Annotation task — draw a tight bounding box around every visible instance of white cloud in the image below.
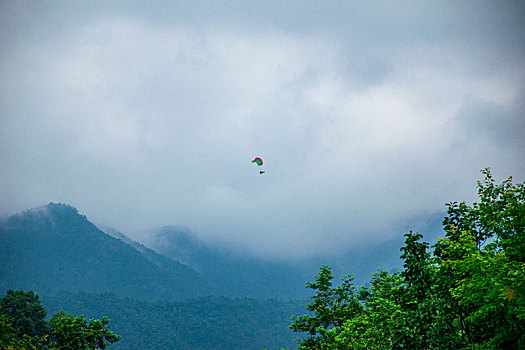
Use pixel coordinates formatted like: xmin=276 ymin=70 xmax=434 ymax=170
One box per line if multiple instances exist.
xmin=1 ymin=2 xmax=524 ymax=260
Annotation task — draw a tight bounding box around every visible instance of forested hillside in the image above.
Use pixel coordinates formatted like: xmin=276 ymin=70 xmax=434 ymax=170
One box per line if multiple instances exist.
xmin=0 ymin=203 xmax=217 ymax=300
xmin=41 ymin=292 xmax=303 ymax=350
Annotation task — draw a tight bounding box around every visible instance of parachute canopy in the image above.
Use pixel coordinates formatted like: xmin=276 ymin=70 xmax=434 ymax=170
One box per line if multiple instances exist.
xmin=251 ymin=157 xmax=263 ymax=166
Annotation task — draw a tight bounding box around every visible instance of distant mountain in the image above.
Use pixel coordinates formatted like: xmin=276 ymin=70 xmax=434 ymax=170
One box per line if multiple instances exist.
xmin=144 ymin=227 xmax=404 ymax=299
xmin=0 ymin=203 xmax=218 ymax=300
xmin=144 ymin=226 xmax=318 ymax=299
xmin=100 ymin=226 xmax=199 ymax=278
xmin=0 ymin=202 xmax=443 ymax=300
xmin=144 ymin=219 xmax=444 ymax=299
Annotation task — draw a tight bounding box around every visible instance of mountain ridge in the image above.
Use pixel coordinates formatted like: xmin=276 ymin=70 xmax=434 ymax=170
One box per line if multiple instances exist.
xmin=1 ymin=202 xmax=439 ymax=300
xmin=0 ymin=202 xmax=218 ymax=300
xmin=145 ymin=225 xmax=316 ymax=298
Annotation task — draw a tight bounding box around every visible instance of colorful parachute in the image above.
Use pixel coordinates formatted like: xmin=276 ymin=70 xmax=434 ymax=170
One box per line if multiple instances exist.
xmin=252 ymin=157 xmax=265 ymax=174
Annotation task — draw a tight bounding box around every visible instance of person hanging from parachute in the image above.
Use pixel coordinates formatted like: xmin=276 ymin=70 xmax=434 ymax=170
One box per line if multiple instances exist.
xmin=251 ymin=157 xmax=265 ymax=174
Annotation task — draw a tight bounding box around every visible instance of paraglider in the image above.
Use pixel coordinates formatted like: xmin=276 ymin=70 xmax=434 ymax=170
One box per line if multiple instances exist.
xmin=252 ymin=157 xmax=263 ymax=166
xmin=252 ymin=157 xmax=265 ymax=174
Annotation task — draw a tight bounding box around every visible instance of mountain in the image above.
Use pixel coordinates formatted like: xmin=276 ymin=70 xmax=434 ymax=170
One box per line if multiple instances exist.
xmin=144 ymin=226 xmax=318 ymax=299
xmin=0 ymin=203 xmax=218 ymax=300
xmin=142 ymin=211 xmax=446 ymax=299
xmin=143 ymin=225 xmax=425 ymax=299
xmin=100 ymin=226 xmax=201 ymax=281
xmin=0 ymin=202 xmax=443 ymax=300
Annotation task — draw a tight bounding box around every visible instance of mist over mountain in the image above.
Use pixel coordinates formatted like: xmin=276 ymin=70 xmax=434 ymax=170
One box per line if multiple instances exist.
xmin=144 ymin=226 xmax=316 ymax=298
xmin=0 ymin=203 xmax=217 ymax=300
xmin=0 ymin=202 xmax=448 ymax=348
xmin=142 ymin=219 xmax=443 ymax=298
xmin=1 ymin=202 xmax=443 ymax=301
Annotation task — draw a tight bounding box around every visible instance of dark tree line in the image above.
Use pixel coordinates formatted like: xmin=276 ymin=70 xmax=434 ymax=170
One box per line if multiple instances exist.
xmin=43 ymin=293 xmax=302 ymax=350
xmin=291 ymin=169 xmax=524 ymax=349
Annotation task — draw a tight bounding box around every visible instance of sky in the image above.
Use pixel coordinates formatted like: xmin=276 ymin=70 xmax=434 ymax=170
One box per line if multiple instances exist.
xmin=1 ymin=1 xmax=524 ymax=260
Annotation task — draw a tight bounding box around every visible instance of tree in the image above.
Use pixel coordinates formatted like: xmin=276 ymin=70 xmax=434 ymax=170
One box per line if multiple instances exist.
xmin=0 ymin=290 xmax=49 ymax=338
xmin=49 ymin=311 xmax=121 ymax=350
xmin=290 ymin=265 xmax=363 ymax=349
xmin=291 ymin=169 xmax=525 ymax=349
xmin=433 ymin=168 xmax=525 ymax=349
xmin=329 ymin=270 xmax=403 ymax=349
xmin=0 ymin=312 xmax=46 ymax=350
xmin=396 ymin=231 xmax=436 ymax=349
xmin=399 ymin=169 xmax=523 ymax=349
xmin=327 ymin=233 xmax=437 ymax=350
xmin=0 ymin=290 xmax=121 ymax=350
xmin=0 ymin=313 xmax=18 ymax=349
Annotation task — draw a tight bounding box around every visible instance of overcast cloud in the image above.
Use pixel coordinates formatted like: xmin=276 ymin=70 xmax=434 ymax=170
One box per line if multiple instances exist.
xmin=1 ymin=1 xmax=524 ymax=259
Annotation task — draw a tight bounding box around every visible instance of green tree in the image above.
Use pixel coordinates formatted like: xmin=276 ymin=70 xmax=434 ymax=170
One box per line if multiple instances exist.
xmin=0 ymin=290 xmax=49 ymax=338
xmin=0 ymin=313 xmax=18 ymax=349
xmin=0 ymin=312 xmax=46 ymax=350
xmin=397 ymin=231 xmax=436 ymax=349
xmin=48 ymin=311 xmax=121 ymax=350
xmin=290 ymin=265 xmax=363 ymax=349
xmin=1 ymin=290 xmax=121 ymax=350
xmin=330 ymin=270 xmax=403 ymax=349
xmin=433 ymin=168 xmax=525 ymax=349
xmin=328 ymin=233 xmax=436 ymax=350
xmin=292 ymin=169 xmax=525 ymax=349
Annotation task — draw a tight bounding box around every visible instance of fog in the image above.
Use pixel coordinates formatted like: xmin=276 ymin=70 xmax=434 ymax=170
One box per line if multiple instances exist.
xmin=1 ymin=0 xmax=524 ymax=259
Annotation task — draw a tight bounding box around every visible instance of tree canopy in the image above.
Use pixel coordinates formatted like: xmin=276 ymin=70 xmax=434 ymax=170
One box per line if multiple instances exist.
xmin=0 ymin=290 xmax=49 ymax=339
xmin=49 ymin=311 xmax=121 ymax=350
xmin=291 ymin=168 xmax=524 ymax=349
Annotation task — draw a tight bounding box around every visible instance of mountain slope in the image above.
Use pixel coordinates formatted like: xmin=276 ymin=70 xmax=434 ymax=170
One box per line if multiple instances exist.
xmin=145 ymin=226 xmax=317 ymax=299
xmin=0 ymin=203 xmax=217 ymax=300
xmin=144 ymin=223 xmax=441 ymax=299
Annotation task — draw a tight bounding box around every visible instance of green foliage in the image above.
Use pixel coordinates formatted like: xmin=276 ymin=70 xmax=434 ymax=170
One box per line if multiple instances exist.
xmin=330 ymin=270 xmax=403 ymax=349
xmin=0 ymin=313 xmax=18 ymax=349
xmin=0 ymin=292 xmax=49 ymax=349
xmin=0 ymin=290 xmax=121 ymax=350
xmin=0 ymin=290 xmax=49 ymax=338
xmin=290 ymin=265 xmax=363 ymax=349
xmin=0 ymin=318 xmax=45 ymax=350
xmin=397 ymin=231 xmax=435 ymax=349
xmin=432 ymin=168 xmax=525 ymax=349
xmin=0 ymin=290 xmax=49 ymax=350
xmin=292 ymin=169 xmax=525 ymax=349
xmin=48 ymin=311 xmax=121 ymax=350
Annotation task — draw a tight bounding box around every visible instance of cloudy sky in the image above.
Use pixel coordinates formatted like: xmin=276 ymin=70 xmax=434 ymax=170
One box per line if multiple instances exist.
xmin=1 ymin=1 xmax=524 ymax=260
